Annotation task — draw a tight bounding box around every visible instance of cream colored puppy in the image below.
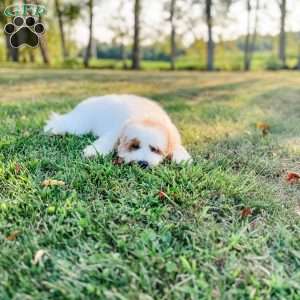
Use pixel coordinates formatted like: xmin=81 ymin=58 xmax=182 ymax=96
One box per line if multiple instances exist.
xmin=44 ymin=95 xmax=191 ymax=167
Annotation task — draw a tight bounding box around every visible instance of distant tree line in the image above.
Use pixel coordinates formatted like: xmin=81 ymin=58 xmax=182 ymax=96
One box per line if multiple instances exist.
xmin=93 ymin=43 xmax=184 ymax=62
xmin=0 ymin=0 xmax=298 ymax=71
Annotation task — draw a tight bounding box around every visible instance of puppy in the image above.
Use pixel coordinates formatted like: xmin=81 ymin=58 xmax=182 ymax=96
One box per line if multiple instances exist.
xmin=44 ymin=94 xmax=191 ymax=167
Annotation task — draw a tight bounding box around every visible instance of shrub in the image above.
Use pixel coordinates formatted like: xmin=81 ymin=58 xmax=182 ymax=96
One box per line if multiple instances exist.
xmin=265 ymin=56 xmax=283 ymax=70
xmin=62 ymin=58 xmax=82 ymax=69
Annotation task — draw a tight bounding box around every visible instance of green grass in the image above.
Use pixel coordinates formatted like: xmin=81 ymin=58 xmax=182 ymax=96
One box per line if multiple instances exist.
xmin=0 ymin=69 xmax=300 ymax=300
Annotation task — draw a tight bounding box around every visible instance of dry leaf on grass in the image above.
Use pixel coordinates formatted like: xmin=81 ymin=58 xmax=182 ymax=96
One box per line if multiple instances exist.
xmin=158 ymin=191 xmax=167 ymax=200
xmin=286 ymin=172 xmax=300 ymax=184
xmin=33 ymin=249 xmax=47 ymax=265
xmin=42 ymin=179 xmax=65 ymax=187
xmin=15 ymin=163 xmax=21 ymax=174
xmin=256 ymin=122 xmax=270 ymax=136
xmin=5 ymin=230 xmax=21 ymax=241
xmin=113 ymin=157 xmax=125 ymax=165
xmin=240 ymin=208 xmax=253 ymax=218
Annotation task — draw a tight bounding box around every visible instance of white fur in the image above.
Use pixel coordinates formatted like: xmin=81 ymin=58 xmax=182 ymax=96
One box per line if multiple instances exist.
xmin=44 ymin=95 xmax=191 ymax=166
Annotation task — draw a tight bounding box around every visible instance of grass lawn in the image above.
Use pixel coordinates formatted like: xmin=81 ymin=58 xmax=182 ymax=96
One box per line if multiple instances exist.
xmin=0 ymin=69 xmax=300 ymax=300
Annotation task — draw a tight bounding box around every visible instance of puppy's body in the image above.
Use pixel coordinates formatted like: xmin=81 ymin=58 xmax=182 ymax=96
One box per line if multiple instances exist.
xmin=44 ymin=95 xmax=191 ymax=166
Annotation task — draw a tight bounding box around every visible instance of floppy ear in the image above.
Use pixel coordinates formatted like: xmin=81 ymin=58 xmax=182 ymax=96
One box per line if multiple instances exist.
xmin=117 ymin=131 xmax=127 ymax=154
xmin=171 ymin=144 xmax=192 ymax=164
xmin=165 ymin=123 xmax=192 ymax=164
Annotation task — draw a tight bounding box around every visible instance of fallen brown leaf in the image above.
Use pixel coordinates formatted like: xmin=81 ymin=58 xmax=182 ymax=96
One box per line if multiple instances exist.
xmin=113 ymin=157 xmax=124 ymax=165
xmin=33 ymin=249 xmax=47 ymax=265
xmin=42 ymin=179 xmax=65 ymax=187
xmin=6 ymin=230 xmax=21 ymax=241
xmin=256 ymin=122 xmax=270 ymax=136
xmin=240 ymin=207 xmax=253 ymax=218
xmin=15 ymin=163 xmax=21 ymax=174
xmin=286 ymin=172 xmax=300 ymax=184
xmin=158 ymin=191 xmax=167 ymax=200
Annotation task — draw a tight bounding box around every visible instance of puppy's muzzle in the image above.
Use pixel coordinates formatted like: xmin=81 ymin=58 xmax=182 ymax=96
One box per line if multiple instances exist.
xmin=138 ymin=161 xmax=149 ymax=168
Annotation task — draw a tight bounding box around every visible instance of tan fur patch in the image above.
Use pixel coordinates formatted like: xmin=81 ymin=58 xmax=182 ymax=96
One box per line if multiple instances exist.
xmin=119 ymin=118 xmax=181 ymax=158
xmin=141 ymin=118 xmax=176 ymax=156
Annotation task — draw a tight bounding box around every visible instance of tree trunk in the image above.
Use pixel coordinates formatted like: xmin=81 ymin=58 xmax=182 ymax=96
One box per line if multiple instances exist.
xmin=84 ymin=0 xmax=94 ymax=68
xmin=170 ymin=0 xmax=176 ymax=70
xmin=54 ymin=0 xmax=68 ymax=61
xmin=120 ymin=43 xmax=128 ymax=69
xmin=244 ymin=0 xmax=251 ymax=71
xmin=9 ymin=46 xmax=19 ymax=63
xmin=279 ymin=0 xmax=286 ymax=67
xmin=132 ymin=0 xmax=141 ymax=70
xmin=33 ymin=0 xmax=50 ymax=65
xmin=38 ymin=14 xmax=50 ymax=65
xmin=248 ymin=0 xmax=259 ymax=67
xmin=297 ymin=34 xmax=300 ymax=70
xmin=244 ymin=0 xmax=260 ymax=71
xmin=39 ymin=35 xmax=51 ymax=65
xmin=29 ymin=49 xmax=35 ymax=63
xmin=2 ymin=0 xmax=19 ymax=62
xmin=5 ymin=35 xmax=10 ymax=61
xmin=206 ymin=0 xmax=214 ymax=71
xmin=5 ymin=33 xmax=19 ymax=62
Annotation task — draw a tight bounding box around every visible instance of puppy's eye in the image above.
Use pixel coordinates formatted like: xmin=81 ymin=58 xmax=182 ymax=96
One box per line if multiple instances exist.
xmin=149 ymin=146 xmax=162 ymax=155
xmin=130 ymin=144 xmax=140 ymax=150
xmin=128 ymin=139 xmax=140 ymax=151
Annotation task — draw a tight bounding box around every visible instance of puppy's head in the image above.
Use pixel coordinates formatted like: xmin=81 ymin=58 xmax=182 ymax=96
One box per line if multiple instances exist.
xmin=117 ymin=119 xmax=176 ymax=167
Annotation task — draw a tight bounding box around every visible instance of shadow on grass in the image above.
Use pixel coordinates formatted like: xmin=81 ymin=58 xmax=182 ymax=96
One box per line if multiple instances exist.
xmin=150 ymin=78 xmax=260 ymax=103
xmin=0 ymin=69 xmax=204 ymax=86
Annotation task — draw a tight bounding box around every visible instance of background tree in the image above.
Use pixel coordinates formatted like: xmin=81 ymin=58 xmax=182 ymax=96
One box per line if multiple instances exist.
xmin=84 ymin=0 xmax=94 ymax=68
xmin=109 ymin=0 xmax=131 ymax=69
xmin=0 ymin=0 xmax=19 ymax=62
xmin=32 ymin=0 xmax=50 ymax=64
xmin=54 ymin=2 xmax=81 ymax=61
xmin=244 ymin=0 xmax=260 ymax=71
xmin=38 ymin=16 xmax=51 ymax=65
xmin=168 ymin=0 xmax=177 ymax=70
xmin=163 ymin=0 xmax=187 ymax=70
xmin=191 ymin=0 xmax=235 ymax=71
xmin=188 ymin=0 xmax=214 ymax=70
xmin=298 ymin=32 xmax=300 ymax=70
xmin=54 ymin=0 xmax=68 ymax=60
xmin=132 ymin=0 xmax=142 ymax=70
xmin=63 ymin=3 xmax=81 ymax=55
xmin=278 ymin=0 xmax=287 ymax=67
xmin=205 ymin=0 xmax=214 ymax=71
xmin=244 ymin=0 xmax=252 ymax=70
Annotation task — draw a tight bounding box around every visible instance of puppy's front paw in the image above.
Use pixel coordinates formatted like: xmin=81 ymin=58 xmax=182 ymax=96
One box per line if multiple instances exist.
xmin=172 ymin=145 xmax=192 ymax=164
xmin=44 ymin=124 xmax=62 ymax=135
xmin=83 ymin=145 xmax=98 ymax=158
xmin=44 ymin=113 xmax=65 ymax=135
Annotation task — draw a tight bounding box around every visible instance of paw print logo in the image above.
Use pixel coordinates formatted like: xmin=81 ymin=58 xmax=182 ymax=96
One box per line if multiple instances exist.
xmin=4 ymin=16 xmax=45 ymax=48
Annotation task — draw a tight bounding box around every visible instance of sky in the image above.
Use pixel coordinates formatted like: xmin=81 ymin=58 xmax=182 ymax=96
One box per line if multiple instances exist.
xmin=73 ymin=0 xmax=300 ymax=47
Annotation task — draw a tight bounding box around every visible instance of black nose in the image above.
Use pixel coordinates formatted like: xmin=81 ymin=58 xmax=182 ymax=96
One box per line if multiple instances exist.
xmin=138 ymin=161 xmax=149 ymax=168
